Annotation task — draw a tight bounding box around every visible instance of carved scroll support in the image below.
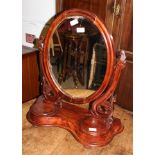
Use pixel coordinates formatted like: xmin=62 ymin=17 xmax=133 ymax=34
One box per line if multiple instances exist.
xmin=38 ymin=35 xmax=59 ymax=99
xmin=79 ymin=50 xmax=126 ymax=136
xmin=27 ymin=36 xmax=62 ymax=118
xmin=91 ymin=50 xmax=126 ymax=116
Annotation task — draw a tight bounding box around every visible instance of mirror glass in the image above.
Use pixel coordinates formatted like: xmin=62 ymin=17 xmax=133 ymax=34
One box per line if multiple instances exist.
xmin=48 ymin=16 xmax=107 ymax=97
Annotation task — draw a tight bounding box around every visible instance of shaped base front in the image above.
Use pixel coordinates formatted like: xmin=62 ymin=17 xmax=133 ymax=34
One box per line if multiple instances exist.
xmin=27 ymin=96 xmax=123 ymax=148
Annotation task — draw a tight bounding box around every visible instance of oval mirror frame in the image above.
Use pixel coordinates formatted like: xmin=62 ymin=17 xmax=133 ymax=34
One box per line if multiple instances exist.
xmin=42 ymin=9 xmax=115 ymax=104
xmin=27 ymin=8 xmax=126 ymax=147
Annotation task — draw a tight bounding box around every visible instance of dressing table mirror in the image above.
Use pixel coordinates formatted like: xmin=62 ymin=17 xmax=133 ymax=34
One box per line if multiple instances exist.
xmin=27 ymin=9 xmax=126 ymax=148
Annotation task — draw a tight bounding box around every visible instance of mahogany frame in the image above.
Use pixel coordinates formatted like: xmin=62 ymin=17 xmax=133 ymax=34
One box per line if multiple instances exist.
xmin=27 ymin=9 xmax=126 ymax=148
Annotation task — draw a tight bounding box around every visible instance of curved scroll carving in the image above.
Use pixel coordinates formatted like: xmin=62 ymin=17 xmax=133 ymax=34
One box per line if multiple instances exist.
xmin=91 ymin=50 xmax=126 ymax=116
xmin=38 ymin=36 xmax=59 ymax=99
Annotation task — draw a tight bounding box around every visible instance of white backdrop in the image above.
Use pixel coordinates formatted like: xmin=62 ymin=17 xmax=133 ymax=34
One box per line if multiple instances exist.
xmin=22 ymin=0 xmax=56 ymax=47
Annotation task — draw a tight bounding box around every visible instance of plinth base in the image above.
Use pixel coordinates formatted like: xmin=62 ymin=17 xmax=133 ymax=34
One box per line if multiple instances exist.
xmin=27 ymin=96 xmax=123 ymax=148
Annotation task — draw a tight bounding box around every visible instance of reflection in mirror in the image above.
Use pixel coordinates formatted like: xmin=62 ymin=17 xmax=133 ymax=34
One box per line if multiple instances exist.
xmin=48 ymin=16 xmax=107 ymax=97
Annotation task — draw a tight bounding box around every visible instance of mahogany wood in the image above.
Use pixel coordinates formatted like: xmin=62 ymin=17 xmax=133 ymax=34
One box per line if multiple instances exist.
xmin=27 ymin=9 xmax=126 ymax=147
xmin=62 ymin=0 xmax=107 ymax=21
xmin=27 ymin=96 xmax=123 ymax=148
xmin=22 ymin=46 xmax=40 ymax=102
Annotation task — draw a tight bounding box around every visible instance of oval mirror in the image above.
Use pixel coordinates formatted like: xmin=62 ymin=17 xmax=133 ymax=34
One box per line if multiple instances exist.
xmin=43 ymin=9 xmax=114 ymax=103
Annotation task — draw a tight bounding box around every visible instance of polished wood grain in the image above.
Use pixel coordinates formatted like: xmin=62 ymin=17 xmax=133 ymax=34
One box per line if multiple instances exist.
xmin=27 ymin=96 xmax=123 ymax=147
xmin=62 ymin=0 xmax=107 ymax=22
xmin=27 ymin=9 xmax=126 ymax=147
xmin=120 ymin=0 xmax=133 ymax=51
xmin=23 ymin=99 xmax=133 ymax=155
xmin=22 ymin=46 xmax=40 ymax=102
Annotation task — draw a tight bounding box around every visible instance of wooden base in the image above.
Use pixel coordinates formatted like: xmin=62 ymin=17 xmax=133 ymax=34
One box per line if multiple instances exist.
xmin=27 ymin=96 xmax=123 ymax=148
